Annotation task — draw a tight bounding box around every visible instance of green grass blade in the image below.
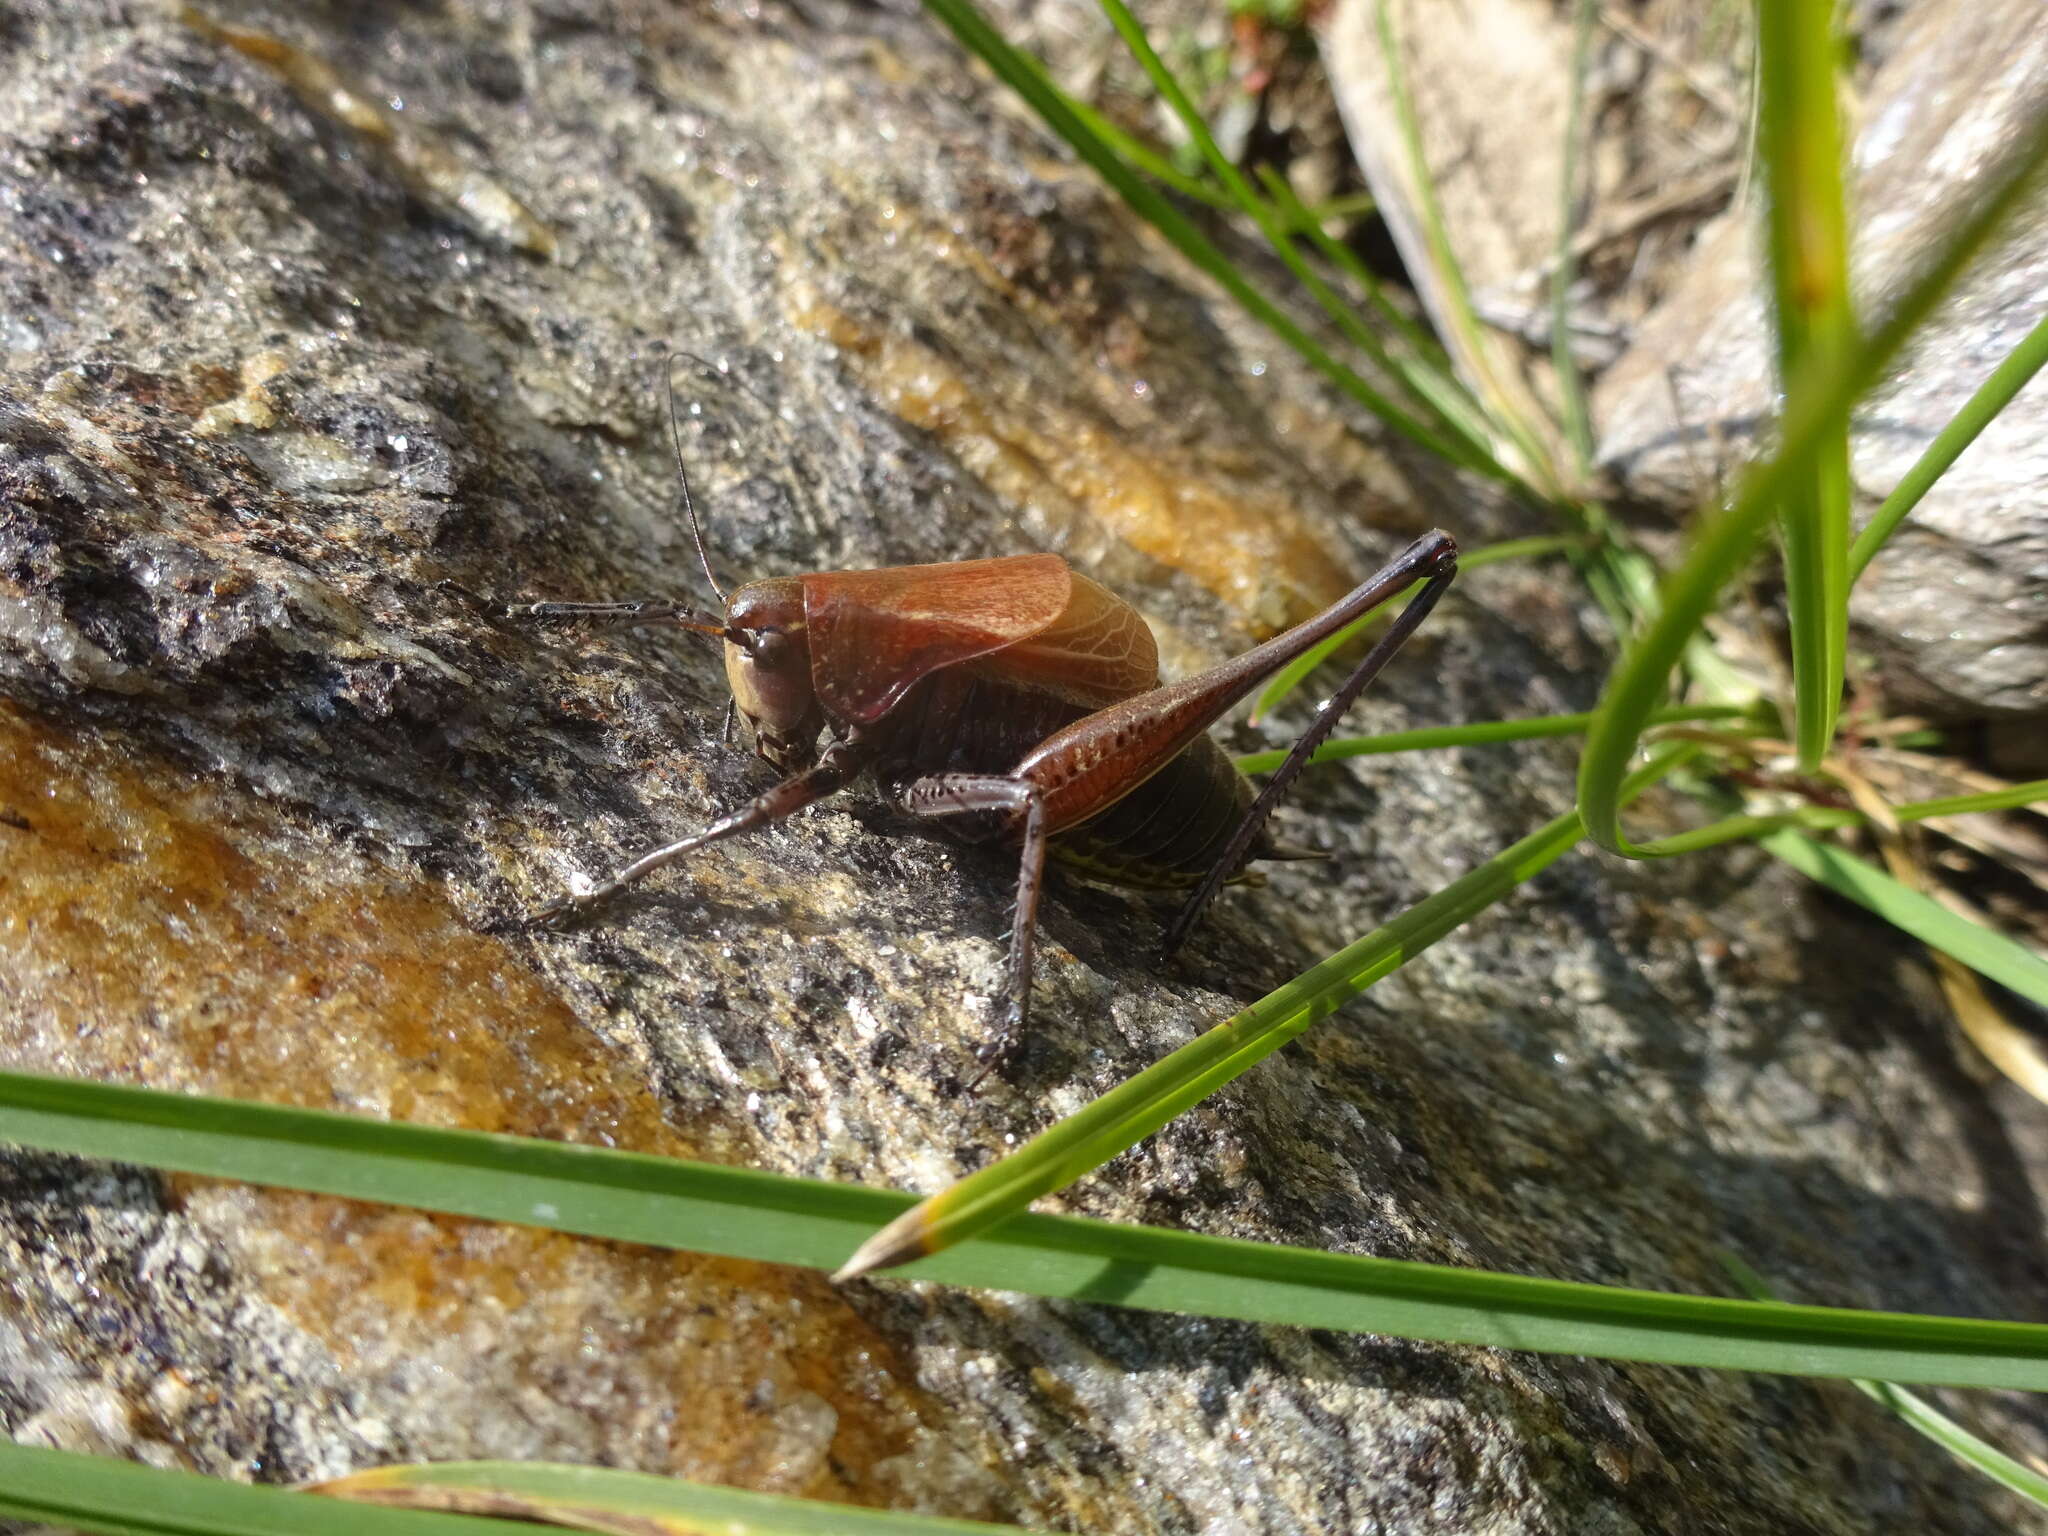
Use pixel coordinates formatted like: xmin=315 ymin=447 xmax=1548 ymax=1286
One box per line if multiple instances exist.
xmin=0 ymin=1440 xmax=531 ymax=1536
xmin=1014 ymin=34 xmax=1422 ymax=265
xmin=1452 ymin=532 xmax=1596 ymax=568
xmin=1576 ymin=530 xmax=1763 ymax=709
xmin=1889 ymin=779 xmax=2048 ymax=820
xmin=1758 ymin=830 xmax=2048 ymax=1008
xmin=0 ymin=1066 xmax=911 ymax=1265
xmin=1250 ymin=533 xmax=1587 ymax=722
xmin=1572 ymin=780 xmax=2048 ymax=957
xmin=1550 ymin=0 xmax=1597 ymax=470
xmin=1370 ymin=0 xmax=1557 ymax=492
xmin=1251 ymin=165 xmax=1452 ymax=376
xmin=1757 ymin=2 xmax=1855 ymax=768
xmin=1862 ymin=1382 xmax=2048 ymax=1509
xmin=1578 ymin=778 xmax=2045 ymax=869
xmin=1248 ymin=161 xmax=1489 ymax=445
xmin=328 ymin=1460 xmax=1030 ymax=1535
xmin=1576 ymin=111 xmax=2048 ymax=858
xmin=1305 ymin=189 xmax=1381 ymax=224
xmin=1848 ymin=304 xmax=2048 ymax=581
xmin=1745 ymin=781 xmax=2047 ymax=837
xmin=0 ymin=1443 xmax=1029 ymax=1536
xmin=1234 ymin=704 xmax=1751 ymax=774
xmin=1009 ymin=47 xmax=1237 ymax=212
xmin=1089 ymin=0 xmax=1497 ymax=468
xmin=9 ymin=1033 xmax=2048 ymax=1383
xmin=1719 ymin=1255 xmax=2048 ymax=1509
xmin=838 ymin=745 xmax=1694 ymax=1278
xmin=1226 ymin=171 xmax=1457 ymax=429
xmin=916 ymin=0 xmax=1515 ymax=485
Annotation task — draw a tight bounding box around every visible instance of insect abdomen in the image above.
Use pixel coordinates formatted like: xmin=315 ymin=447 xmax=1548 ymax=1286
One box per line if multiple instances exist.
xmin=871 ymin=670 xmax=1269 ymax=890
xmin=1049 ymin=734 xmax=1256 ymax=890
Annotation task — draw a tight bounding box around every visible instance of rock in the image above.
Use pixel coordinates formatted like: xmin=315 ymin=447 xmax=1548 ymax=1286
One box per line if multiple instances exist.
xmin=1321 ymin=0 xmax=2048 ymax=725
xmin=0 ymin=3 xmax=2042 ymax=1533
xmin=1593 ymin=0 xmax=2048 ymax=723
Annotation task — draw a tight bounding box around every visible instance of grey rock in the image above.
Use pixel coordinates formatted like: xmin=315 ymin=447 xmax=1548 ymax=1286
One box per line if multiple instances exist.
xmin=1595 ymin=0 xmax=2048 ymax=722
xmin=0 ymin=3 xmax=2043 ymax=1533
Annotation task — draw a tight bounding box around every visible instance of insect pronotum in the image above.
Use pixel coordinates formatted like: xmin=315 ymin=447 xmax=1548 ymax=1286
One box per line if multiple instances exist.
xmin=518 ymin=358 xmax=1456 ymax=1084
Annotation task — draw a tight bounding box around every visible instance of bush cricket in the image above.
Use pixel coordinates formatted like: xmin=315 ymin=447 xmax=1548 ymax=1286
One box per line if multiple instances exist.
xmin=519 ymin=365 xmax=1457 ymax=1083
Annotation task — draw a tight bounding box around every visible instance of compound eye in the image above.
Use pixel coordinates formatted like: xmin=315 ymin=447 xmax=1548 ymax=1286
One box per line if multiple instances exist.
xmin=725 ymin=625 xmax=815 ymax=736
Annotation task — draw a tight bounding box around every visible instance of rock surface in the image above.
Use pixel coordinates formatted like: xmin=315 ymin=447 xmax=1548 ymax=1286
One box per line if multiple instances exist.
xmin=1323 ymin=0 xmax=2048 ymax=729
xmin=0 ymin=3 xmax=2044 ymax=1533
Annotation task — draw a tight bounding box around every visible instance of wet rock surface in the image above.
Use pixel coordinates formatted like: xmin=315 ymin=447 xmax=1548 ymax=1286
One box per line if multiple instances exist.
xmin=0 ymin=3 xmax=2043 ymax=1533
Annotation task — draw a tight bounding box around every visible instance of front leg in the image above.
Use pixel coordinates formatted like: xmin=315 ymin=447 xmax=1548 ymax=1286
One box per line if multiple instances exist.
xmin=899 ymin=773 xmax=1047 ymax=1086
xmin=535 ymin=738 xmax=871 ymax=925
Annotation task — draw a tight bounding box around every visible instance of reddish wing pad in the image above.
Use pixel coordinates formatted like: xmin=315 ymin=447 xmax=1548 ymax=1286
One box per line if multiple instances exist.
xmin=978 ymin=570 xmax=1160 ymax=708
xmin=802 ymin=554 xmax=1074 ymax=723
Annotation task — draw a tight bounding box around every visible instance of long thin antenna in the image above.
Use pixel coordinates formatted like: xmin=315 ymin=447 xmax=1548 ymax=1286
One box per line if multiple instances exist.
xmin=659 ymin=344 xmax=726 ymax=605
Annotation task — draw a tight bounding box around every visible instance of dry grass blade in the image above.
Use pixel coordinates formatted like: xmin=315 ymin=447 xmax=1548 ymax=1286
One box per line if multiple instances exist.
xmin=1830 ymin=764 xmax=2048 ymax=1105
xmin=315 ymin=1461 xmax=1027 ymax=1535
xmin=1854 ymin=749 xmax=2048 ymax=894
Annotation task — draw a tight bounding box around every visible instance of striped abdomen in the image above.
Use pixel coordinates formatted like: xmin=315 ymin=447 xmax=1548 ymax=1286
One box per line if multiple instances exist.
xmin=1048 ymin=733 xmax=1259 ymax=890
xmin=867 ymin=665 xmax=1271 ymax=892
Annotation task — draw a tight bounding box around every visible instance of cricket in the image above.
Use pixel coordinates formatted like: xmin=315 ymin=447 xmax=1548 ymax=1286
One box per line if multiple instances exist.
xmin=518 ymin=363 xmax=1457 ymax=1083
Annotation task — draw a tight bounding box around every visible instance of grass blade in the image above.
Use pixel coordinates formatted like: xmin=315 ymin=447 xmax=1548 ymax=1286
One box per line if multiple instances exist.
xmin=1235 ymin=704 xmax=1751 ymax=774
xmin=0 ymin=1066 xmax=910 ymax=1266
xmin=916 ymin=0 xmax=1515 ymax=485
xmin=1771 ymin=782 xmax=2048 ymax=832
xmin=1887 ymin=779 xmax=2048 ymax=821
xmin=1863 ymin=1382 xmax=2048 ymax=1508
xmin=1757 ymin=2 xmax=1855 ymax=767
xmin=1089 ymin=0 xmax=1502 ymax=469
xmin=1251 ymin=165 xmax=1453 ymax=378
xmin=0 ymin=1443 xmax=1028 ymax=1536
xmin=838 ymin=746 xmax=1694 ymax=1278
xmin=1576 ymin=109 xmax=2048 ymax=858
xmin=1550 ymin=0 xmax=1597 ymax=470
xmin=1719 ymin=1255 xmax=2048 ymax=1509
xmin=1009 ymin=47 xmax=1237 ymax=213
xmin=8 ymin=1033 xmax=2048 ymax=1382
xmin=1252 ymin=164 xmax=1494 ymax=448
xmin=320 ymin=1460 xmax=1029 ymax=1534
xmin=1848 ymin=304 xmax=2048 ymax=581
xmin=1758 ymin=829 xmax=2048 ymax=1009
xmin=0 ymin=1440 xmax=528 ymax=1536
xmin=1250 ymin=533 xmax=1587 ymax=722
xmin=1833 ymin=761 xmax=2048 ymax=1105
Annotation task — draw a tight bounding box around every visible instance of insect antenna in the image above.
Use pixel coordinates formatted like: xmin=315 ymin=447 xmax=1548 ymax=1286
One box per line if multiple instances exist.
xmin=509 ymin=597 xmax=742 ymax=647
xmin=660 ymin=344 xmax=727 ymax=606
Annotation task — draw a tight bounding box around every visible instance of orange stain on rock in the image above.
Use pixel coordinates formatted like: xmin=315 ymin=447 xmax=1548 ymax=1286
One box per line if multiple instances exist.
xmin=788 ymin=287 xmax=1348 ymax=632
xmin=0 ymin=703 xmax=990 ymax=1510
xmin=0 ymin=700 xmax=633 ymax=1139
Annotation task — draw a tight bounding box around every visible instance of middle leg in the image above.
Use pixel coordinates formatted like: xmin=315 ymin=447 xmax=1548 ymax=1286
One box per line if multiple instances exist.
xmin=898 ymin=773 xmax=1047 ymax=1085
